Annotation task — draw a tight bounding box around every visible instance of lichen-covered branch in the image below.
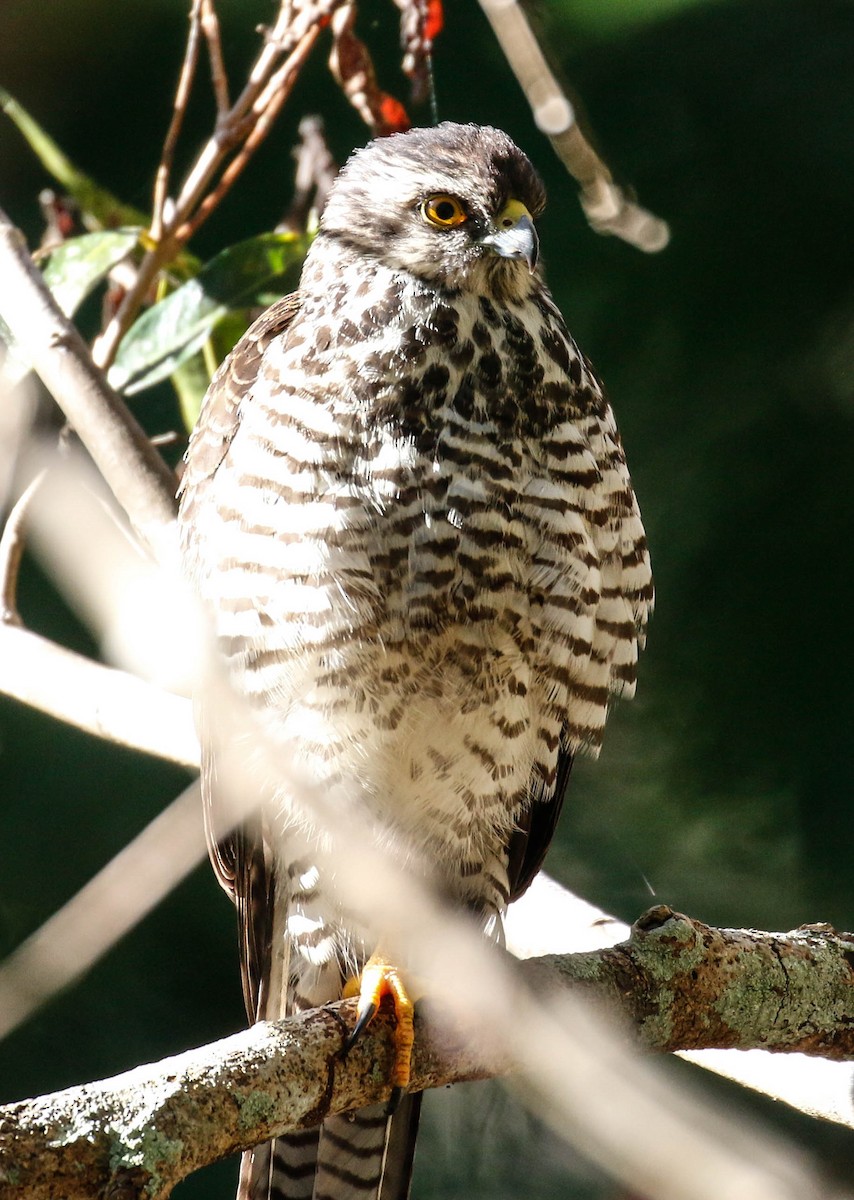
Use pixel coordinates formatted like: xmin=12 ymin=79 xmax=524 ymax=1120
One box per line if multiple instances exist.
xmin=2 ymin=909 xmax=852 ymax=1200
xmin=536 ymin=906 xmax=854 ymax=1060
xmin=0 ymin=999 xmax=486 ymax=1200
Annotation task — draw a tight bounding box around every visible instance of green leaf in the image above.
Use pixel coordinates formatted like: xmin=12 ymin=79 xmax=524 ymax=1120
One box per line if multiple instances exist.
xmin=0 ymin=87 xmax=149 ymax=230
xmin=40 ymin=228 xmax=142 ymax=317
xmin=0 ymin=226 xmax=144 ymax=386
xmin=0 ymin=229 xmax=143 ymax=386
xmin=171 ymin=350 xmax=215 ymax=436
xmin=108 ymin=232 xmax=308 ymax=396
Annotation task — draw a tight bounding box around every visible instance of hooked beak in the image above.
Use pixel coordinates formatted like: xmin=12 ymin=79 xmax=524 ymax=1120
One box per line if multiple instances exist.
xmin=478 ymin=198 xmax=539 ymax=272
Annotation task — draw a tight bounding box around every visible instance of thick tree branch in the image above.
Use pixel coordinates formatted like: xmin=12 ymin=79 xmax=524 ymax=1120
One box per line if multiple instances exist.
xmin=539 ymin=906 xmax=854 ymax=1060
xmin=3 ymin=910 xmax=853 ymax=1200
xmin=0 ymin=1000 xmax=472 ymax=1200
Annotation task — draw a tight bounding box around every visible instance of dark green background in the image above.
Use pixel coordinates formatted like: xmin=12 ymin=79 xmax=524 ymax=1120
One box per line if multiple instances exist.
xmin=2 ymin=0 xmax=853 ymax=1194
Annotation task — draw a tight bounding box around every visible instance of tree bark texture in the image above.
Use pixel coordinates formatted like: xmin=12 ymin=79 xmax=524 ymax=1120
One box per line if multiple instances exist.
xmin=2 ymin=908 xmax=853 ymax=1200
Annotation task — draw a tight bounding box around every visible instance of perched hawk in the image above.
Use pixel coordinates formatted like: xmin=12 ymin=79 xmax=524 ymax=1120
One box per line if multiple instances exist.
xmin=178 ymin=122 xmax=652 ymax=1200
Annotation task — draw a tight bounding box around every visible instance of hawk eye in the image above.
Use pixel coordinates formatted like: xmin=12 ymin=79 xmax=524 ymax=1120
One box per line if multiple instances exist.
xmin=421 ymin=194 xmax=467 ymax=228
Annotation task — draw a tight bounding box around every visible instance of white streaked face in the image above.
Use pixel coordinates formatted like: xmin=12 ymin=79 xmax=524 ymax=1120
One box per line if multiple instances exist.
xmin=317 ymin=123 xmax=546 ymax=298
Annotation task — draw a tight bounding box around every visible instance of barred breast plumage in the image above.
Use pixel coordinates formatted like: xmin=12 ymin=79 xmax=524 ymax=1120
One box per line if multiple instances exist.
xmin=178 ymin=122 xmax=652 ymax=1200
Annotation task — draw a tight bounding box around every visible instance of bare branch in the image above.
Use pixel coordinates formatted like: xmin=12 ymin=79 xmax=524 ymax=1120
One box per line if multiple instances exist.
xmin=171 ymin=22 xmax=324 ymax=247
xmin=226 ymin=1 xmax=316 ymax=125
xmin=200 ymin=0 xmax=230 ymax=115
xmin=91 ymin=239 xmax=177 ymax=371
xmin=93 ymin=2 xmax=338 ymax=368
xmin=477 ymin=0 xmax=670 ymax=253
xmin=3 ymin=911 xmax=852 ymax=1200
xmin=0 ymin=455 xmax=197 ymax=765
xmin=150 ymin=0 xmax=205 ymax=242
xmin=0 ymin=211 xmax=178 ymax=557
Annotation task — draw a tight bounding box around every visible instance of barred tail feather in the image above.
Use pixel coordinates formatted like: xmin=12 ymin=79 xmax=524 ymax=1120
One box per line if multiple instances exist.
xmin=235 ymin=872 xmax=421 ymax=1200
xmin=237 ymin=1129 xmax=322 ymax=1200
xmin=236 ymin=1070 xmax=421 ymax=1200
xmin=314 ymin=1096 xmax=422 ymax=1200
xmin=377 ymin=1094 xmax=422 ymax=1200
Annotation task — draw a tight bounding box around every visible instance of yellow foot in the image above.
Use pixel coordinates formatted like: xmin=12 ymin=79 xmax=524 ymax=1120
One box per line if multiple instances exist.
xmin=343 ymin=952 xmax=415 ymax=1091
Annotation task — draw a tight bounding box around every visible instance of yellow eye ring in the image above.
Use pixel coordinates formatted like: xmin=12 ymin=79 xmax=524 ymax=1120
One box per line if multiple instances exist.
xmin=421 ymin=194 xmax=467 ymax=228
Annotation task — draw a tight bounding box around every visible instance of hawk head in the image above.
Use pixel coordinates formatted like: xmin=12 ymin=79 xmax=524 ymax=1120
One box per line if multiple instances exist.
xmin=318 ymin=123 xmax=547 ymax=299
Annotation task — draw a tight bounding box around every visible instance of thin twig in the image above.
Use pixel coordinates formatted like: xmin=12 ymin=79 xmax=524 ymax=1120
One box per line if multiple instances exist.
xmin=162 ymin=1 xmax=331 ymax=220
xmin=93 ymin=2 xmax=336 ymax=370
xmin=226 ymin=0 xmax=341 ymax=127
xmin=173 ymin=23 xmax=324 ymax=245
xmin=92 ymin=239 xmax=176 ymax=369
xmin=477 ymin=0 xmax=670 ymax=253
xmin=150 ymin=0 xmax=205 ymax=243
xmin=200 ymin=0 xmax=230 ymax=115
xmin=0 ymin=470 xmax=45 ymax=626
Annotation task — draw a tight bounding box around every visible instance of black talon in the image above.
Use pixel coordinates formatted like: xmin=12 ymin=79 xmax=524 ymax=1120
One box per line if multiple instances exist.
xmin=386 ymin=1086 xmax=404 ymax=1116
xmin=342 ymin=999 xmax=378 ymax=1055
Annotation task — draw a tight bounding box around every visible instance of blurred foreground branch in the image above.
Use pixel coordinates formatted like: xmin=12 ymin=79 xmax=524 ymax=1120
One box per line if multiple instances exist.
xmin=3 ymin=908 xmax=852 ymax=1200
xmin=0 ymin=623 xmax=199 ymax=766
xmin=0 ymin=783 xmax=203 ymax=1047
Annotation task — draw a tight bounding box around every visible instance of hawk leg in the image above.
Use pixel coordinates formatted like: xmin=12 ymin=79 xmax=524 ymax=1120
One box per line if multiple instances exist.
xmin=343 ymin=951 xmax=416 ymax=1092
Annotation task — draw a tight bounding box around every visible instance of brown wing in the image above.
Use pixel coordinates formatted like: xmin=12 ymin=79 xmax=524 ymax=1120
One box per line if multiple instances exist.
xmin=179 ymin=293 xmax=302 ymax=1021
xmin=505 ymin=745 xmax=573 ymax=904
xmin=178 ymin=292 xmax=303 ymax=520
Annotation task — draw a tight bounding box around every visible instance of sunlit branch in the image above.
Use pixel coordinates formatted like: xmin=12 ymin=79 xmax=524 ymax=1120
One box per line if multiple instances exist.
xmin=150 ymin=0 xmax=206 ymax=242
xmin=93 ymin=2 xmax=335 ymax=368
xmin=0 ymin=470 xmax=44 ymax=624
xmin=172 ymin=23 xmax=324 ymax=246
xmin=200 ymin=0 xmax=230 ymax=115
